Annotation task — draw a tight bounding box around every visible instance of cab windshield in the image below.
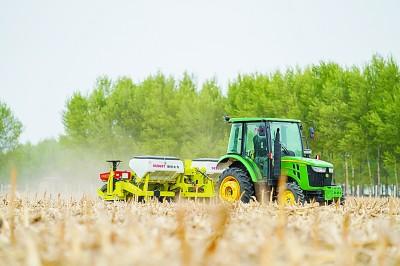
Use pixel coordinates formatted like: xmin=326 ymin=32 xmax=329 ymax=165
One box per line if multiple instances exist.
xmin=270 ymin=122 xmax=303 ymax=157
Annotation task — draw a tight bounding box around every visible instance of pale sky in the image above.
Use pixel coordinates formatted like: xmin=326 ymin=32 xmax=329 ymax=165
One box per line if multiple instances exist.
xmin=1 ymin=0 xmax=399 ymax=144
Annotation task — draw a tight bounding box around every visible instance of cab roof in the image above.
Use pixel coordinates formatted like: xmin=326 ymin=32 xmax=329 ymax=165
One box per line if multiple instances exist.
xmin=228 ymin=117 xmax=301 ymax=123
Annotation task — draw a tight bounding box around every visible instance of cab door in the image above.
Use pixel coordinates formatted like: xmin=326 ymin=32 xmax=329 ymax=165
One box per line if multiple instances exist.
xmin=243 ymin=122 xmax=269 ymax=178
xmin=227 ymin=123 xmax=243 ymax=154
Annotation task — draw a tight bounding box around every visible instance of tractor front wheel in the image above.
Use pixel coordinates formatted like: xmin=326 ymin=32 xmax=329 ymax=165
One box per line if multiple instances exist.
xmin=218 ymin=167 xmax=255 ymax=203
xmin=279 ymin=182 xmax=305 ymax=206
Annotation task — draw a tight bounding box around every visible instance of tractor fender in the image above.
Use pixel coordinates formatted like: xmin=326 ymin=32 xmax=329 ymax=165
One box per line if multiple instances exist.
xmin=217 ymin=154 xmax=262 ymax=183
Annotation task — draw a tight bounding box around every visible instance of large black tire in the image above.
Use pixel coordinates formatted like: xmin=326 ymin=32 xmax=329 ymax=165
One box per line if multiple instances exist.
xmin=285 ymin=182 xmax=305 ymax=204
xmin=217 ymin=167 xmax=255 ymax=203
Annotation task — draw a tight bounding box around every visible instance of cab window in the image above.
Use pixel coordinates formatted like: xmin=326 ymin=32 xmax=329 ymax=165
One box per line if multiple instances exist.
xmin=227 ymin=123 xmax=242 ymax=154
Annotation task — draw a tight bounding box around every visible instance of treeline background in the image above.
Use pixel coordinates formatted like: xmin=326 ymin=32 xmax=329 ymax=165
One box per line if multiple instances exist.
xmin=0 ymin=55 xmax=399 ymax=189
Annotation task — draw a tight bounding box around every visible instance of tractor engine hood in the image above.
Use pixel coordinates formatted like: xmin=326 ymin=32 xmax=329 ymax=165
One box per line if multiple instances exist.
xmin=281 ymin=156 xmax=333 ymax=168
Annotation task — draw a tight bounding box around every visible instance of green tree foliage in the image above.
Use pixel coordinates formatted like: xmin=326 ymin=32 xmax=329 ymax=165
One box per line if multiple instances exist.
xmin=62 ymin=73 xmax=228 ymax=160
xmin=0 ymin=101 xmax=22 ymax=153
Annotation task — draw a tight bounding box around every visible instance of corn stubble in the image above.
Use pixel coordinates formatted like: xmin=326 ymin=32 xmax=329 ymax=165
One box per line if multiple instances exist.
xmin=0 ymin=194 xmax=399 ymax=266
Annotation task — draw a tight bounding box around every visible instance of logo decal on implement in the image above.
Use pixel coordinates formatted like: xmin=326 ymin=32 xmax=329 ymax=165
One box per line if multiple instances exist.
xmin=153 ymin=164 xmax=166 ymax=168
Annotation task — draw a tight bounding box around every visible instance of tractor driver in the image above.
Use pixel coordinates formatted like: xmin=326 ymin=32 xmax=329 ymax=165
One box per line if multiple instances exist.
xmin=253 ymin=125 xmax=268 ymax=177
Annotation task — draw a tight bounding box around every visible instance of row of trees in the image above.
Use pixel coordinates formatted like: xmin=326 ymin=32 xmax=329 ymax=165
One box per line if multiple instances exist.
xmin=1 ymin=55 xmax=399 ymax=186
xmin=63 ymin=74 xmax=227 ymax=159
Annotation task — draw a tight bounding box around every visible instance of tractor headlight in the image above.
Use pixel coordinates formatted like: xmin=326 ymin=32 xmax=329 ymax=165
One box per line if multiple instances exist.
xmin=328 ymin=168 xmax=333 ymax=174
xmin=311 ymin=166 xmax=326 ymax=173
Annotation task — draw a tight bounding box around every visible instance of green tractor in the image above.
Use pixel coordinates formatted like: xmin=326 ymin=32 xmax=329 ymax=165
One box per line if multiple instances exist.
xmin=217 ymin=117 xmax=343 ymax=204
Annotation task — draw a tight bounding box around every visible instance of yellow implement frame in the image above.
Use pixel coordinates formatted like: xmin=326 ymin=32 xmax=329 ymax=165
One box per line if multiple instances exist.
xmin=97 ymin=160 xmax=215 ymax=201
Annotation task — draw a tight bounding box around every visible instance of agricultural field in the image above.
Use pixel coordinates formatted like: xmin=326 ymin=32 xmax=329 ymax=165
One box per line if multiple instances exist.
xmin=0 ymin=194 xmax=399 ymax=266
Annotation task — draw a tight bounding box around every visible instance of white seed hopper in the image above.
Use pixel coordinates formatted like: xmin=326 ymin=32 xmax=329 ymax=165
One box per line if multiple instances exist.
xmin=191 ymin=158 xmax=223 ymax=180
xmin=129 ymin=156 xmax=184 ymax=181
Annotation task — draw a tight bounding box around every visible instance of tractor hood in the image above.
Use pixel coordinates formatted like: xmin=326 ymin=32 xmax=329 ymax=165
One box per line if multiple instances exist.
xmin=281 ymin=156 xmax=333 ymax=168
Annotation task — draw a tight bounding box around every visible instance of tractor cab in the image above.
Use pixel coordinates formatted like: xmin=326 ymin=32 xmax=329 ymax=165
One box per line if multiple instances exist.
xmin=225 ymin=118 xmax=304 ymax=181
xmin=218 ymin=117 xmax=343 ymax=204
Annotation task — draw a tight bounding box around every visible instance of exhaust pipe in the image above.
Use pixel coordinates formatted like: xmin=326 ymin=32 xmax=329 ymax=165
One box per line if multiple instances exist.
xmin=273 ymin=128 xmax=281 ymax=179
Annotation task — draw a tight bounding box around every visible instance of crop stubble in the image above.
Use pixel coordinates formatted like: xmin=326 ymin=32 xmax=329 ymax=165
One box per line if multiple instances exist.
xmin=0 ymin=194 xmax=399 ymax=266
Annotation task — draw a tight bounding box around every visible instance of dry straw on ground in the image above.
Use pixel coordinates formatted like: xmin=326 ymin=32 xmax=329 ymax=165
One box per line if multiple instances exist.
xmin=0 ymin=193 xmax=399 ymax=266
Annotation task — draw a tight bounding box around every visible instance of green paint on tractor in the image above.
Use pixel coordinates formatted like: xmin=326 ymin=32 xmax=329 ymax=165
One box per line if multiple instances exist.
xmin=216 ymin=117 xmax=344 ymax=204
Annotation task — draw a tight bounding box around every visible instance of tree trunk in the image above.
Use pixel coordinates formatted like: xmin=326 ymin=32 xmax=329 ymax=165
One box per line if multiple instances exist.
xmin=359 ymin=154 xmax=362 ymax=193
xmin=367 ymin=154 xmax=373 ymax=190
xmin=377 ymin=146 xmax=381 ymax=197
xmin=345 ymin=154 xmax=349 ymax=196
xmin=351 ymin=155 xmax=355 ymax=196
xmin=395 ymin=160 xmax=398 ymax=196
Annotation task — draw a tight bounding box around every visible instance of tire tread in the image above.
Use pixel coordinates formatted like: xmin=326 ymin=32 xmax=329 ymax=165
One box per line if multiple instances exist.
xmin=218 ymin=167 xmax=255 ymax=203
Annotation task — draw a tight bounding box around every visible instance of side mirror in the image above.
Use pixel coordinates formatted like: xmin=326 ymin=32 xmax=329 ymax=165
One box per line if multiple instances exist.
xmin=309 ymin=127 xmax=315 ymax=139
xmin=223 ymin=115 xmax=230 ymax=122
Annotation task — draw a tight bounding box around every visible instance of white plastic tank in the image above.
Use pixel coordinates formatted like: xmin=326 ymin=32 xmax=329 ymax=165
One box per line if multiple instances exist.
xmin=191 ymin=158 xmax=223 ymax=180
xmin=129 ymin=156 xmax=184 ymax=181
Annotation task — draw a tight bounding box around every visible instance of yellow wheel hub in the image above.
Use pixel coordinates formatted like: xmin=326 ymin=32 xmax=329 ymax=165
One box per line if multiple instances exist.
xmin=281 ymin=189 xmax=296 ymax=206
xmin=219 ymin=176 xmax=241 ymax=202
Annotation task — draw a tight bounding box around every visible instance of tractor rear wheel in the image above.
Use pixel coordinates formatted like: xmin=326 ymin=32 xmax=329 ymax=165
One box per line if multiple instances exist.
xmin=218 ymin=167 xmax=255 ymax=203
xmin=280 ymin=182 xmax=305 ymax=205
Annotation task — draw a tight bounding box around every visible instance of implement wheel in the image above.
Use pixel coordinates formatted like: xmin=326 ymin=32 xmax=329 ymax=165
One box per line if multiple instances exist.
xmin=218 ymin=167 xmax=255 ymax=203
xmin=280 ymin=182 xmax=305 ymax=206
